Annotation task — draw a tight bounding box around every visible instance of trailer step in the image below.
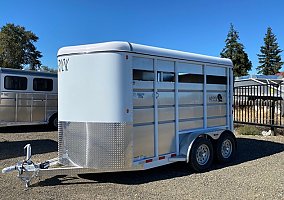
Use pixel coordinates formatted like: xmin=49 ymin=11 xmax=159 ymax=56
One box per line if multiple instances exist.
xmin=168 ymin=156 xmax=186 ymax=162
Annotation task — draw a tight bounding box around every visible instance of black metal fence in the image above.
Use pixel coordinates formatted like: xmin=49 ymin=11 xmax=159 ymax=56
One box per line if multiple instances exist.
xmin=234 ymin=84 xmax=284 ymax=129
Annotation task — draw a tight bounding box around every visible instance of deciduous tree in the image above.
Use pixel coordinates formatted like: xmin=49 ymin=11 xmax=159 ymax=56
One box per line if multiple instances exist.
xmin=0 ymin=23 xmax=42 ymax=70
xmin=40 ymin=65 xmax=57 ymax=73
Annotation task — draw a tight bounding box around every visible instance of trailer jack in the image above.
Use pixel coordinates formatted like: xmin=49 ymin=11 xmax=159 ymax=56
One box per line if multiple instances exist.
xmin=2 ymin=144 xmax=51 ymax=188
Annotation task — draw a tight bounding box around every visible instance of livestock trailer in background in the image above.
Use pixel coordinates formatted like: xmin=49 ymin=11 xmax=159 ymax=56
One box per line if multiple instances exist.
xmin=0 ymin=68 xmax=58 ymax=128
xmin=2 ymin=42 xmax=236 ymax=187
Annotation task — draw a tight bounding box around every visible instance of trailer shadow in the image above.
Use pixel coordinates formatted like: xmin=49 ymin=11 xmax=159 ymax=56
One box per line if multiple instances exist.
xmin=215 ymin=137 xmax=284 ymax=170
xmin=0 ymin=139 xmax=57 ymax=160
xmin=37 ymin=137 xmax=284 ymax=187
xmin=0 ymin=125 xmax=55 ymax=133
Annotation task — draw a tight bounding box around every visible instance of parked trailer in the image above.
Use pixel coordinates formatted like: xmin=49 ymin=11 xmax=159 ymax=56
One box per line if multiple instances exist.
xmin=2 ymin=42 xmax=236 ymax=187
xmin=0 ymin=68 xmax=58 ymax=128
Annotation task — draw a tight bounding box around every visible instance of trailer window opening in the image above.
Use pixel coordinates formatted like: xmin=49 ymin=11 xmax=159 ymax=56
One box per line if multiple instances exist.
xmin=158 ymin=72 xmax=175 ymax=82
xmin=4 ymin=76 xmax=27 ymax=90
xmin=33 ymin=78 xmax=53 ymax=91
xmin=133 ymin=69 xmax=154 ymax=81
xmin=207 ymin=75 xmax=227 ymax=84
xmin=178 ymin=73 xmax=204 ymax=83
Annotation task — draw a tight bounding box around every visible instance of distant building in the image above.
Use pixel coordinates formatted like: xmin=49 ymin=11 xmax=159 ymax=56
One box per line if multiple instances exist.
xmin=234 ymin=74 xmax=283 ymax=100
xmin=234 ymin=74 xmax=283 ymax=87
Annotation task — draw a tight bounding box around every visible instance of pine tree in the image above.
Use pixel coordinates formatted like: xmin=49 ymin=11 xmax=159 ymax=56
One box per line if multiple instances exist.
xmin=257 ymin=27 xmax=283 ymax=75
xmin=220 ymin=24 xmax=252 ymax=77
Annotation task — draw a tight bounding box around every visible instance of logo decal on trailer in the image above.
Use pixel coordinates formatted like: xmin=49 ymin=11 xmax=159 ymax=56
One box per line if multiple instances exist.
xmin=217 ymin=94 xmax=223 ymax=102
xmin=209 ymin=94 xmax=223 ymax=103
xmin=58 ymin=58 xmax=69 ymax=72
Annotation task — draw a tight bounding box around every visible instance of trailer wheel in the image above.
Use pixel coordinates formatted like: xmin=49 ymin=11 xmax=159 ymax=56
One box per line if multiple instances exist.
xmin=189 ymin=137 xmax=213 ymax=172
xmin=48 ymin=114 xmax=58 ymax=130
xmin=216 ymin=133 xmax=236 ymax=163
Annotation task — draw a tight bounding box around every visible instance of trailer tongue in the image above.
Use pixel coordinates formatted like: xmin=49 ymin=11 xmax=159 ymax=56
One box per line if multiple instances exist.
xmin=2 ymin=41 xmax=236 ymax=188
xmin=2 ymin=143 xmax=142 ymax=188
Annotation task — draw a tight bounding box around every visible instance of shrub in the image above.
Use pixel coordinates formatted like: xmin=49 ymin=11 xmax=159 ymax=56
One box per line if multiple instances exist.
xmin=236 ymin=125 xmax=261 ymax=135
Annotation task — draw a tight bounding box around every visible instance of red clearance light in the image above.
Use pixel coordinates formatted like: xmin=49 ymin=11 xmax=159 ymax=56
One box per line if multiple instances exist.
xmin=145 ymin=159 xmax=153 ymax=163
xmin=159 ymin=156 xmax=165 ymax=160
xmin=171 ymin=153 xmax=176 ymax=157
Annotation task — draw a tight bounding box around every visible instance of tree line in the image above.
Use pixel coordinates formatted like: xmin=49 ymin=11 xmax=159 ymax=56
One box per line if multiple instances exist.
xmin=221 ymin=24 xmax=283 ymax=77
xmin=0 ymin=23 xmax=56 ymax=73
xmin=0 ymin=23 xmax=283 ymax=76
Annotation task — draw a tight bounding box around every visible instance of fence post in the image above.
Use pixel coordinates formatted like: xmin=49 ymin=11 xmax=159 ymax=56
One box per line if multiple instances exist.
xmin=271 ymin=99 xmax=276 ymax=136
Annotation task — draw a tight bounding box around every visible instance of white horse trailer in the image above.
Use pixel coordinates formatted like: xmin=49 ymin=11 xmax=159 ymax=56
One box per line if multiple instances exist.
xmin=2 ymin=42 xmax=236 ymax=187
xmin=0 ymin=68 xmax=58 ymax=128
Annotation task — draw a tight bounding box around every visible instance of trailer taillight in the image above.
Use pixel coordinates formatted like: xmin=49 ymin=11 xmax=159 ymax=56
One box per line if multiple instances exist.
xmin=171 ymin=153 xmax=176 ymax=157
xmin=145 ymin=159 xmax=153 ymax=163
xmin=159 ymin=156 xmax=165 ymax=160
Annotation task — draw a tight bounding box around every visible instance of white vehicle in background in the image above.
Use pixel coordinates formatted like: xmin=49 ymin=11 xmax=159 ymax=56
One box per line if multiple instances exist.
xmin=2 ymin=41 xmax=236 ymax=187
xmin=0 ymin=68 xmax=58 ymax=128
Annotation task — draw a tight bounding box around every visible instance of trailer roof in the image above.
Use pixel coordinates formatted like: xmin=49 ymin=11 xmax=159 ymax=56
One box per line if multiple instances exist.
xmin=58 ymin=41 xmax=233 ymax=67
xmin=0 ymin=67 xmax=57 ymax=78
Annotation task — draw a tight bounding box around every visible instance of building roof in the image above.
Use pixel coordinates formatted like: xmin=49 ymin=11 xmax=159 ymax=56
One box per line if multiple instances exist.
xmin=235 ymin=74 xmax=282 ymax=81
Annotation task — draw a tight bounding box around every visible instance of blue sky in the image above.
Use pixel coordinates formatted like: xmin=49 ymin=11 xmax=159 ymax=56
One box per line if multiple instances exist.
xmin=1 ymin=0 xmax=283 ymax=74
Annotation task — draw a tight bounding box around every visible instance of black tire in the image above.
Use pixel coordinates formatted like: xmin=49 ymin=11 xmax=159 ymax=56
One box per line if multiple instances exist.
xmin=48 ymin=114 xmax=58 ymax=130
xmin=189 ymin=137 xmax=214 ymax=172
xmin=216 ymin=132 xmax=236 ymax=163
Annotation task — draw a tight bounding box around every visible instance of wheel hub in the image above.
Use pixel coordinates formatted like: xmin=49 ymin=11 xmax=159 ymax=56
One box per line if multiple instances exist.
xmin=221 ymin=139 xmax=232 ymax=158
xmin=196 ymin=144 xmax=210 ymax=165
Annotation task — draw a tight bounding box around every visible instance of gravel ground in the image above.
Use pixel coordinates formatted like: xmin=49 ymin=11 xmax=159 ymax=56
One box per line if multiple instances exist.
xmin=0 ymin=125 xmax=283 ymax=200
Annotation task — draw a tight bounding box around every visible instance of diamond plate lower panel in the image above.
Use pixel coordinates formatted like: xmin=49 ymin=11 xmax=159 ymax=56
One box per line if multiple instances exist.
xmin=58 ymin=121 xmax=133 ymax=169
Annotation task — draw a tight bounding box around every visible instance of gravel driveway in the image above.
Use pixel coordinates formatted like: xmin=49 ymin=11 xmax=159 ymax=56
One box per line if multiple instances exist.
xmin=0 ymin=125 xmax=283 ymax=200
